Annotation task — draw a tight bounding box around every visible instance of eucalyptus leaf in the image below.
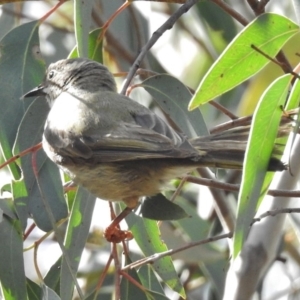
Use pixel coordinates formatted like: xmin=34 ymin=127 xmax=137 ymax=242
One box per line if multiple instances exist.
xmin=42 ymin=283 xmax=61 ymax=300
xmin=60 ymin=187 xmax=96 ymax=300
xmin=14 ymin=98 xmax=68 ymax=232
xmin=120 ymin=256 xmax=148 ymax=300
xmin=74 ymin=0 xmax=93 ymax=58
xmin=124 ymin=206 xmax=186 ymax=298
xmin=233 ymin=74 xmax=292 ymax=257
xmin=0 ymin=216 xmax=27 ymax=300
xmin=27 ymin=278 xmax=42 ymax=300
xmin=141 ymin=194 xmax=188 ymax=220
xmin=69 ymin=28 xmax=103 ymax=62
xmin=189 ymin=13 xmax=299 ymax=109
xmin=142 ymin=74 xmax=208 ymax=138
xmin=44 ymin=257 xmax=62 ymax=295
xmin=0 ymin=21 xmax=45 ymax=179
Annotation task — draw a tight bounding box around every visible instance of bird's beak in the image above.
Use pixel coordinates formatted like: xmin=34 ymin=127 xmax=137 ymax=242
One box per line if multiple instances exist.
xmin=22 ymin=84 xmax=46 ymax=98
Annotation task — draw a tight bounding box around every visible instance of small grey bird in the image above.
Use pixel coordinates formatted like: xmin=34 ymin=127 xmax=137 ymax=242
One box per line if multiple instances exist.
xmin=23 ymin=58 xmax=288 ymax=240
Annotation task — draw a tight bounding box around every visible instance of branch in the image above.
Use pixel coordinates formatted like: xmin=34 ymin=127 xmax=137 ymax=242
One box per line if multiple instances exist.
xmin=120 ymin=0 xmax=200 ymax=95
xmin=185 ymin=175 xmax=300 ymax=198
xmin=252 ymin=208 xmax=300 ymax=224
xmin=122 ymin=232 xmax=232 ymax=271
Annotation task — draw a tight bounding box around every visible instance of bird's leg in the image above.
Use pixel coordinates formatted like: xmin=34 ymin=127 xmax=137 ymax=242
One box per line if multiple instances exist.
xmin=104 ymin=197 xmax=139 ymax=243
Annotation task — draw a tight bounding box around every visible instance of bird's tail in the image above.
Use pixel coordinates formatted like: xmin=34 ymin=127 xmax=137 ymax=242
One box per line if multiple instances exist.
xmin=190 ymin=114 xmax=295 ymax=171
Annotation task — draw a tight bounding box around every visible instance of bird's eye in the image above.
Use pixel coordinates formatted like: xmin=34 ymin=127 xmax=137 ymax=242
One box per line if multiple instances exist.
xmin=48 ymin=70 xmax=55 ymax=79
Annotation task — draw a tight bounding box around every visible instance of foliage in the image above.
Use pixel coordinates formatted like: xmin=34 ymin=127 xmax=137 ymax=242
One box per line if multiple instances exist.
xmin=0 ymin=1 xmax=300 ymax=299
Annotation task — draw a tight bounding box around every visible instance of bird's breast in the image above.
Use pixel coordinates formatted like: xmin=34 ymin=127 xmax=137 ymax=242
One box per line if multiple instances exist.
xmin=46 ymin=91 xmax=90 ymax=134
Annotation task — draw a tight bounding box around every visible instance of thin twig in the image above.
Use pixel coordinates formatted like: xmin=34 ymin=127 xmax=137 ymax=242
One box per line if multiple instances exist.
xmin=211 ymin=0 xmax=292 ymax=74
xmin=120 ymin=0 xmax=200 ymax=95
xmin=209 ymin=100 xmax=239 ymax=120
xmin=112 ymin=242 xmax=121 ymax=300
xmin=210 ymin=115 xmax=253 ymax=134
xmin=119 ymin=270 xmax=148 ymax=293
xmin=251 ymin=44 xmax=300 ymax=80
xmin=23 ymin=223 xmax=36 ymax=241
xmin=122 ymin=232 xmax=232 ymax=271
xmin=185 ymin=175 xmax=300 ymax=198
xmin=39 ymin=0 xmax=67 ymax=24
xmin=252 ymin=208 xmax=300 ymax=225
xmin=93 ymin=254 xmax=114 ymax=300
xmin=0 ymin=142 xmax=42 ymax=170
xmin=197 ymin=168 xmax=235 ymax=232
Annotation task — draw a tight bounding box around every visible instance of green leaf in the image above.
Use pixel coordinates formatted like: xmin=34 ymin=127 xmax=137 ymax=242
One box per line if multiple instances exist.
xmin=120 ymin=256 xmax=171 ymax=300
xmin=26 ymin=278 xmax=42 ymax=300
xmin=42 ymin=283 xmax=61 ymax=300
xmin=69 ymin=28 xmax=103 ymax=63
xmin=44 ymin=257 xmax=62 ymax=295
xmin=142 ymin=74 xmax=208 ymax=137
xmin=60 ymin=187 xmax=96 ymax=300
xmin=0 ymin=4 xmax=16 ymax=40
xmin=286 ymin=78 xmax=300 ymax=110
xmin=141 ymin=194 xmax=188 ymax=220
xmin=189 ymin=13 xmax=299 ymax=110
xmin=0 ymin=21 xmax=45 ymax=179
xmin=138 ymin=265 xmax=165 ymax=295
xmin=0 ymin=198 xmax=17 ymax=220
xmin=0 ymin=216 xmax=27 ymax=300
xmin=12 ymin=180 xmax=28 ymax=231
xmin=233 ymin=74 xmax=292 ymax=258
xmin=284 ymin=77 xmax=300 ymax=153
xmin=196 ymin=1 xmax=237 ymax=43
xmin=13 ymin=98 xmax=68 ymax=232
xmin=73 ymin=0 xmax=93 ymax=58
xmin=120 ymin=256 xmax=148 ymax=300
xmin=124 ymin=206 xmax=186 ymax=299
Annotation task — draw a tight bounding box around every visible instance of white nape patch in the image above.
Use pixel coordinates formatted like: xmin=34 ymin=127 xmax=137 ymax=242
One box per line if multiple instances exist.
xmin=46 ymin=91 xmax=86 ymax=133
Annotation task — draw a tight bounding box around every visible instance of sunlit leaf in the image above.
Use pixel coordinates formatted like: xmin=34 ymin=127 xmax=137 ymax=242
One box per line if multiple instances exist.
xmin=189 ymin=13 xmax=299 ymax=109
xmin=73 ymin=0 xmax=93 ymax=58
xmin=233 ymin=74 xmax=291 ymax=257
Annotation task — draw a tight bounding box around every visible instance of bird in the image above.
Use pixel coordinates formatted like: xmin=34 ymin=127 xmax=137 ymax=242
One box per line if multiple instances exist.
xmin=23 ymin=58 xmax=289 ymax=242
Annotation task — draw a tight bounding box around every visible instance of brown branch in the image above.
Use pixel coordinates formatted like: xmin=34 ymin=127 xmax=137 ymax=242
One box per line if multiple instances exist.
xmin=252 ymin=208 xmax=300 ymax=224
xmin=120 ymin=0 xmax=200 ymax=95
xmin=122 ymin=232 xmax=233 ymax=271
xmin=185 ymin=175 xmax=300 ymax=198
xmin=247 ymin=0 xmax=270 ymax=16
xmin=196 ymin=168 xmax=235 ymax=231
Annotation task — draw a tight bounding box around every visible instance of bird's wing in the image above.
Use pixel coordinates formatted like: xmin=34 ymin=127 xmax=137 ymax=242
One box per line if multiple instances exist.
xmin=84 ymin=110 xmax=199 ymax=162
xmin=44 ymin=109 xmax=198 ymax=162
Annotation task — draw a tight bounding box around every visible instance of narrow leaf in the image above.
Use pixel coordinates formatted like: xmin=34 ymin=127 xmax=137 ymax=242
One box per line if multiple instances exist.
xmin=125 ymin=206 xmax=186 ymax=298
xmin=141 ymin=194 xmax=188 ymax=220
xmin=189 ymin=13 xmax=299 ymax=109
xmin=14 ymin=98 xmax=68 ymax=232
xmin=73 ymin=0 xmax=93 ymax=58
xmin=60 ymin=187 xmax=96 ymax=300
xmin=0 ymin=216 xmax=27 ymax=300
xmin=69 ymin=28 xmax=103 ymax=63
xmin=233 ymin=74 xmax=292 ymax=257
xmin=0 ymin=21 xmax=45 ymax=179
xmin=142 ymin=74 xmax=208 ymax=137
